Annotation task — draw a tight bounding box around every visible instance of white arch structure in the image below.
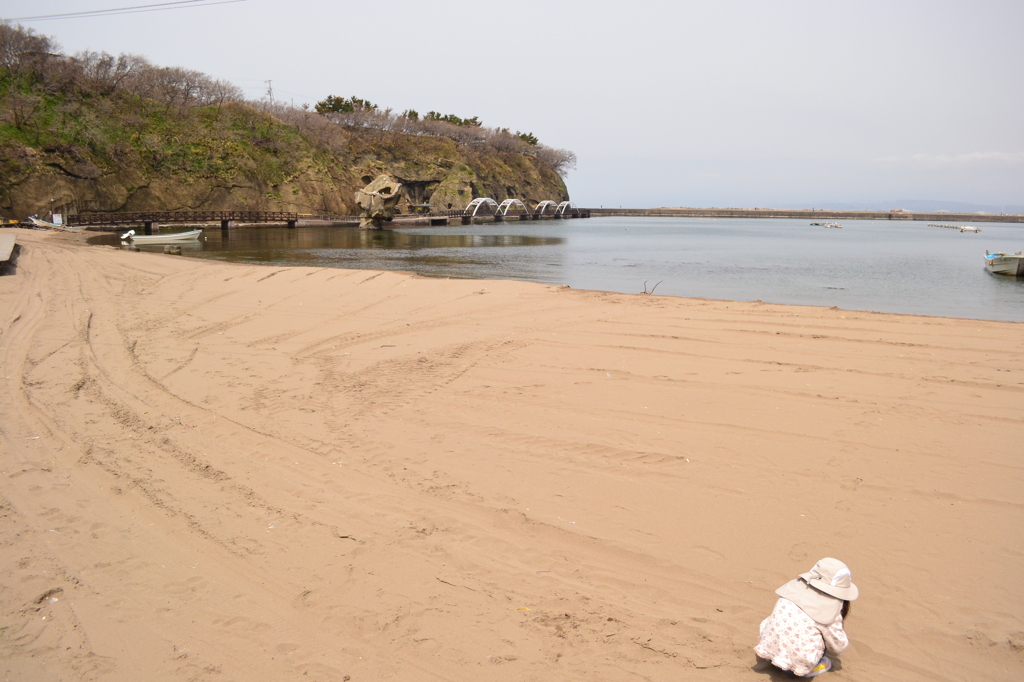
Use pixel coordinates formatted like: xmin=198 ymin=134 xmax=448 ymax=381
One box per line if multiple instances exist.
xmin=497 ymin=199 xmax=529 ymax=216
xmin=535 ymin=200 xmax=558 ymax=215
xmin=555 ymin=201 xmax=578 ymax=216
xmin=465 ymin=198 xmax=499 ymax=216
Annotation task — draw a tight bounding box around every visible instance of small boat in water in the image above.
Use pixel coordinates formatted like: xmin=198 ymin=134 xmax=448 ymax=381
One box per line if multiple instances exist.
xmin=985 ymin=251 xmax=1024 ymax=276
xmin=120 ymin=228 xmax=202 ymax=243
xmin=811 ymin=222 xmax=843 ymax=228
xmin=929 ymin=223 xmax=981 ymax=233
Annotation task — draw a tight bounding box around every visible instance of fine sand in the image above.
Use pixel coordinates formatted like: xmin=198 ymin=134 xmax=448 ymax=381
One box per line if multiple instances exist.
xmin=1 ymin=228 xmax=1021 ymax=681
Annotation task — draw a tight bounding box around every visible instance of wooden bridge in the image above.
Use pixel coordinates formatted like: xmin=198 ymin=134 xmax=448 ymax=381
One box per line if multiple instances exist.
xmin=67 ymin=210 xmax=303 ymax=232
xmin=64 ymin=202 xmax=590 ymax=233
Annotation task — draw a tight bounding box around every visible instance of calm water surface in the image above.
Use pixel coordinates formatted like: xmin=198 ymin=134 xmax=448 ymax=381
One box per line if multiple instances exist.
xmin=90 ymin=217 xmax=1024 ymax=321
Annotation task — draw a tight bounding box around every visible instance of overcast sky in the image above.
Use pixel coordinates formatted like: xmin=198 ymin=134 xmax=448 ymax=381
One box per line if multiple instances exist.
xmin=5 ymin=0 xmax=1023 ymax=209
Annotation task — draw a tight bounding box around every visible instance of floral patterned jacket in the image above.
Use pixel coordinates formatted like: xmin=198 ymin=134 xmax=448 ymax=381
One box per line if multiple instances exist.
xmin=754 ymin=597 xmax=849 ymax=676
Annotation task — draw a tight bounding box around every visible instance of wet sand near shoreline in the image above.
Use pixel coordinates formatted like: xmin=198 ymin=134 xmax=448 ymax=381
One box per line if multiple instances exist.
xmin=1 ymin=228 xmax=1021 ymax=681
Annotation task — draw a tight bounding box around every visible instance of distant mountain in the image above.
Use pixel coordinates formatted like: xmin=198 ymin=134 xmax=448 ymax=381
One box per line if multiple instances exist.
xmin=803 ymin=200 xmax=1024 ymax=214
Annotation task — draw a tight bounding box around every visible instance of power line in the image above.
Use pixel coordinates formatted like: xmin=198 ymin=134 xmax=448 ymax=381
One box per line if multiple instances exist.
xmin=8 ymin=0 xmax=247 ymax=22
xmin=11 ymin=0 xmax=215 ymax=20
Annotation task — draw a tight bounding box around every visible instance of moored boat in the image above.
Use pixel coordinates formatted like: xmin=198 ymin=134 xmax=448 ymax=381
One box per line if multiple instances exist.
xmin=929 ymin=223 xmax=981 ymax=233
xmin=120 ymin=228 xmax=202 ymax=243
xmin=984 ymin=251 xmax=1024 ymax=276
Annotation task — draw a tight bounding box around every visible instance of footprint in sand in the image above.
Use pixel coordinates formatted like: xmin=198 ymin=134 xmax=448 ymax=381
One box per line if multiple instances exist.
xmin=788 ymin=542 xmax=817 ymax=562
xmin=694 ymin=545 xmax=724 ymax=560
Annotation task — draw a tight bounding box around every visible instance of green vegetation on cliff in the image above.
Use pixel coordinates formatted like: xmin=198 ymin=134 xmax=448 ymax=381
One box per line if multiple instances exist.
xmin=0 ymin=22 xmax=573 ymax=219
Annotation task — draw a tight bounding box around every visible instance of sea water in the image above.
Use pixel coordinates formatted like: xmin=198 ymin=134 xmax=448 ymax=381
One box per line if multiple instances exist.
xmin=90 ymin=217 xmax=1024 ymax=322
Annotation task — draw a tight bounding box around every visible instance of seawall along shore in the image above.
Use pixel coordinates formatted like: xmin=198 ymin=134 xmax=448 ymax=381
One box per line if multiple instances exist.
xmin=585 ymin=207 xmax=1024 ymax=222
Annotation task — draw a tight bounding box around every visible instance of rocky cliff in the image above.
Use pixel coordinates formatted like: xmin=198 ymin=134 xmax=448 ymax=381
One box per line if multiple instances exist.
xmin=0 ymin=101 xmax=570 ymax=220
xmin=0 ymin=24 xmax=571 ymax=221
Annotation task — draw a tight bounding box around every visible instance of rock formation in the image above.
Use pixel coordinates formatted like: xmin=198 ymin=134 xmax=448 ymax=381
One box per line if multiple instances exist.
xmin=355 ymin=175 xmax=402 ymax=230
xmin=0 ymin=103 xmax=569 ymax=220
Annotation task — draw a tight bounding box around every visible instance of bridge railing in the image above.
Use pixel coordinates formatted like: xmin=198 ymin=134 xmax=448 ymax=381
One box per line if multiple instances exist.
xmin=64 ymin=207 xmax=589 ymax=227
xmin=67 ymin=210 xmax=301 ymax=226
xmin=300 ymin=214 xmax=360 ymax=222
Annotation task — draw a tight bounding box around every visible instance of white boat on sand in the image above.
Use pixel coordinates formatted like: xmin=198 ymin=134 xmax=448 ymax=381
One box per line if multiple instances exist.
xmin=985 ymin=251 xmax=1024 ymax=276
xmin=29 ymin=216 xmax=80 ymax=230
xmin=120 ymin=228 xmax=202 ymax=243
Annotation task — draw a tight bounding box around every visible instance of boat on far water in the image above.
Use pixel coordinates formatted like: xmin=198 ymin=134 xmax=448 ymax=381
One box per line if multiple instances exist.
xmin=811 ymin=222 xmax=843 ymax=228
xmin=985 ymin=251 xmax=1024 ymax=276
xmin=929 ymin=223 xmax=981 ymax=233
xmin=120 ymin=228 xmax=202 ymax=243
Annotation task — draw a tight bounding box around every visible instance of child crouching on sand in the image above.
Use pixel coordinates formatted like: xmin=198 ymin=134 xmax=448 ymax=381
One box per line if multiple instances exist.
xmin=754 ymin=558 xmax=858 ymax=677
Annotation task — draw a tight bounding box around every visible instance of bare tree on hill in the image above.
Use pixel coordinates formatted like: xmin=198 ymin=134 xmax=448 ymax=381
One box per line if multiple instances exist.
xmin=0 ymin=21 xmax=573 ymax=176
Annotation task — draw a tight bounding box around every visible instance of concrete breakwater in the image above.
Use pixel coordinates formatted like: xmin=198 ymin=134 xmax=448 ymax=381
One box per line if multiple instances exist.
xmin=585 ymin=207 xmax=1024 ymax=223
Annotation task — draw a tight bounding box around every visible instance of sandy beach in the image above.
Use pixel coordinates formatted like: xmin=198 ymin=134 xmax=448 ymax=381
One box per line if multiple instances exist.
xmin=1 ymin=228 xmax=1021 ymax=681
